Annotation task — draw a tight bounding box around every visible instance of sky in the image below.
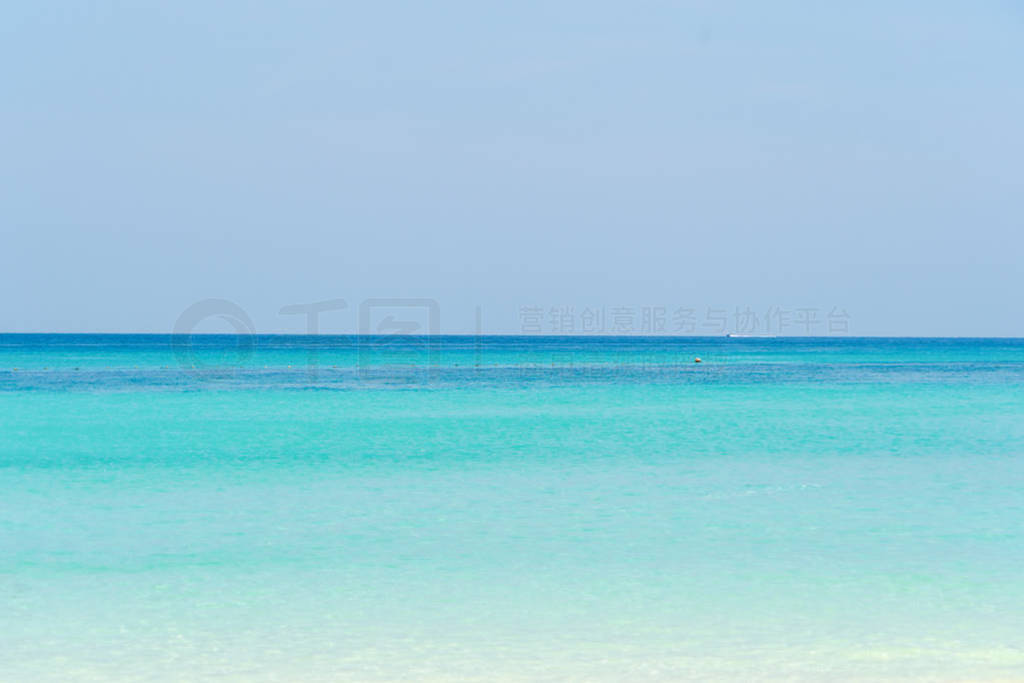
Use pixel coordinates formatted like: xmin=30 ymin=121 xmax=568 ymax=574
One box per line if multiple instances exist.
xmin=2 ymin=1 xmax=1022 ymax=335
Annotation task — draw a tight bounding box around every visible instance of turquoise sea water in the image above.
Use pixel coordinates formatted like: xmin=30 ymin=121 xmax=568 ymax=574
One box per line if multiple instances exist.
xmin=2 ymin=335 xmax=1024 ymax=681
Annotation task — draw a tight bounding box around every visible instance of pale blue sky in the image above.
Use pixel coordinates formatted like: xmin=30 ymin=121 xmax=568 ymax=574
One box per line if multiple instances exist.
xmin=2 ymin=1 xmax=1022 ymax=334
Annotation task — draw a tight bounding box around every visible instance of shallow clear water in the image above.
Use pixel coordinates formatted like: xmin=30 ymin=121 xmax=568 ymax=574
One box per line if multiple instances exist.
xmin=2 ymin=335 xmax=1024 ymax=680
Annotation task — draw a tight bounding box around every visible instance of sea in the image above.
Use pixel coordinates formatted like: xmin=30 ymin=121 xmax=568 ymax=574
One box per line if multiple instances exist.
xmin=2 ymin=335 xmax=1024 ymax=681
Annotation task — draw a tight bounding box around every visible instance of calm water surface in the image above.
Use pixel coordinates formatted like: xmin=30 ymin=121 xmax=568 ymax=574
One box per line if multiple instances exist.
xmin=2 ymin=336 xmax=1024 ymax=681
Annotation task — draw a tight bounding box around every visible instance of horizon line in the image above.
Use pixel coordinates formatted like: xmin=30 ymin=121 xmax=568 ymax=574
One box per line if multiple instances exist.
xmin=2 ymin=332 xmax=1023 ymax=340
